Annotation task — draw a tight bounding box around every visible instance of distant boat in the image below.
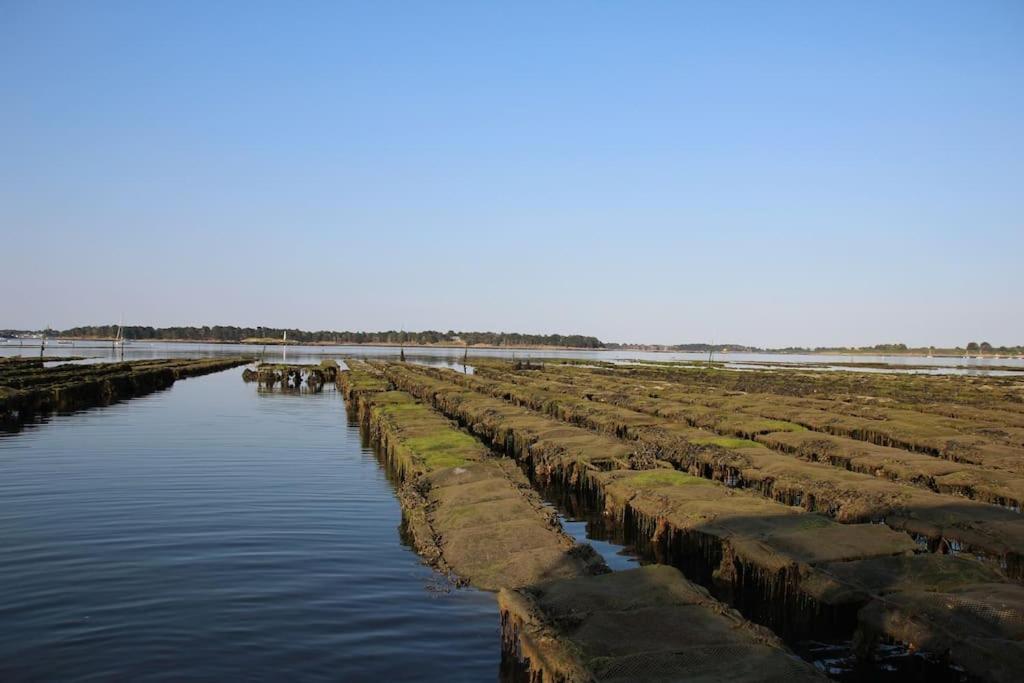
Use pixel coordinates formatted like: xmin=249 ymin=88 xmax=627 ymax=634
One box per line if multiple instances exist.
xmin=112 ymin=324 xmax=130 ymax=355
xmin=113 ymin=324 xmax=131 ymax=346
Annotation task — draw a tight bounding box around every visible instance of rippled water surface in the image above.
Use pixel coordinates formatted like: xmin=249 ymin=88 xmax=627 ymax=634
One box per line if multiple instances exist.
xmin=0 ymin=369 xmax=498 ymax=681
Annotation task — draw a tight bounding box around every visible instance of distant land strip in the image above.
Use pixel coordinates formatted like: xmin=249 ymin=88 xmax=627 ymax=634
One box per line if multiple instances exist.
xmin=1 ymin=326 xmax=1021 ymax=355
xmin=1 ymin=326 xmax=604 ymax=349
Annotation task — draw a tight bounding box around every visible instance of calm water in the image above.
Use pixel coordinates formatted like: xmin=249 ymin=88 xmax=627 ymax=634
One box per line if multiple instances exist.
xmin=4 ymin=339 xmax=1022 ymax=375
xmin=0 ymin=369 xmax=499 ymax=681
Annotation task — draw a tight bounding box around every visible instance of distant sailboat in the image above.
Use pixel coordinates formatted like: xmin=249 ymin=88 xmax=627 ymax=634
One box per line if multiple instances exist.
xmin=112 ymin=321 xmax=129 ymax=359
xmin=114 ymin=325 xmax=123 ymax=359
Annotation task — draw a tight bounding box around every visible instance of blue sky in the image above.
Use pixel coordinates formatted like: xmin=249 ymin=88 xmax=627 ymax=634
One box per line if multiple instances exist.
xmin=2 ymin=1 xmax=1021 ymax=346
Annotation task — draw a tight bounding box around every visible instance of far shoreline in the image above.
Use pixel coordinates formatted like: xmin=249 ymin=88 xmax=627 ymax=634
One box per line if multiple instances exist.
xmin=9 ymin=337 xmax=1022 ymax=360
xmin=24 ymin=337 xmax=604 ymax=352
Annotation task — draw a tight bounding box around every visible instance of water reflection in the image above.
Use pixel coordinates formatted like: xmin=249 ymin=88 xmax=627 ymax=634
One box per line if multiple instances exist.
xmin=0 ymin=369 xmax=499 ymax=680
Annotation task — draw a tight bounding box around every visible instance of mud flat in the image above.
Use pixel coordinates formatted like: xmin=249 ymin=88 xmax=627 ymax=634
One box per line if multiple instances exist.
xmin=0 ymin=356 xmax=252 ymax=426
xmin=434 ymin=362 xmax=1024 ymax=580
xmin=380 ymin=360 xmax=1024 ymax=681
xmin=499 ymin=565 xmax=823 ymax=682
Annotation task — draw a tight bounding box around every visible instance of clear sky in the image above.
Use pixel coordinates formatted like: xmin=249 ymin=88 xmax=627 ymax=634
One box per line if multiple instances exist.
xmin=2 ymin=1 xmax=1021 ymax=347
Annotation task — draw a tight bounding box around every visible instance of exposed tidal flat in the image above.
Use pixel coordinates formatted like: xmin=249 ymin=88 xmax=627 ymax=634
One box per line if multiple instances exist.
xmin=2 ymin=344 xmax=1024 ymax=681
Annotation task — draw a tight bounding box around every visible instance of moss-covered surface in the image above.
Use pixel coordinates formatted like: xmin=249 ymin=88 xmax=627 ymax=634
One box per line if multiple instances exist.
xmin=383 ymin=368 xmax=917 ymax=599
xmin=455 ymin=361 xmax=1024 ymax=578
xmin=540 ymin=359 xmax=1024 ymax=458
xmin=402 ymin=431 xmax=477 ymax=470
xmin=499 ymin=565 xmax=825 ymax=682
xmin=335 ymin=358 xmax=391 ymax=401
xmin=690 ymin=435 xmax=761 ymax=449
xmin=595 ymin=468 xmax=920 ymax=638
xmin=381 ymin=360 xmax=1024 ymax=679
xmin=627 ymin=469 xmax=715 ymax=487
xmin=539 ymin=355 xmax=1024 ymax=413
xmin=339 ymin=362 xmax=606 ymax=591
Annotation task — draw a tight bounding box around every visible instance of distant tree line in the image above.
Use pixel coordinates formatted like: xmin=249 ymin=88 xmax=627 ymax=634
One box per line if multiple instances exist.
xmin=3 ymin=327 xmax=1020 ymax=354
xmin=813 ymin=343 xmax=909 ymax=353
xmin=13 ymin=325 xmax=605 ymax=348
xmin=605 ymin=343 xmax=763 ymax=352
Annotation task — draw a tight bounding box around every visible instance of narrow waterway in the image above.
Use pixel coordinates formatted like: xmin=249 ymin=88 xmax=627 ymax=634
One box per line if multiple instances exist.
xmin=0 ymin=369 xmax=497 ymax=681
